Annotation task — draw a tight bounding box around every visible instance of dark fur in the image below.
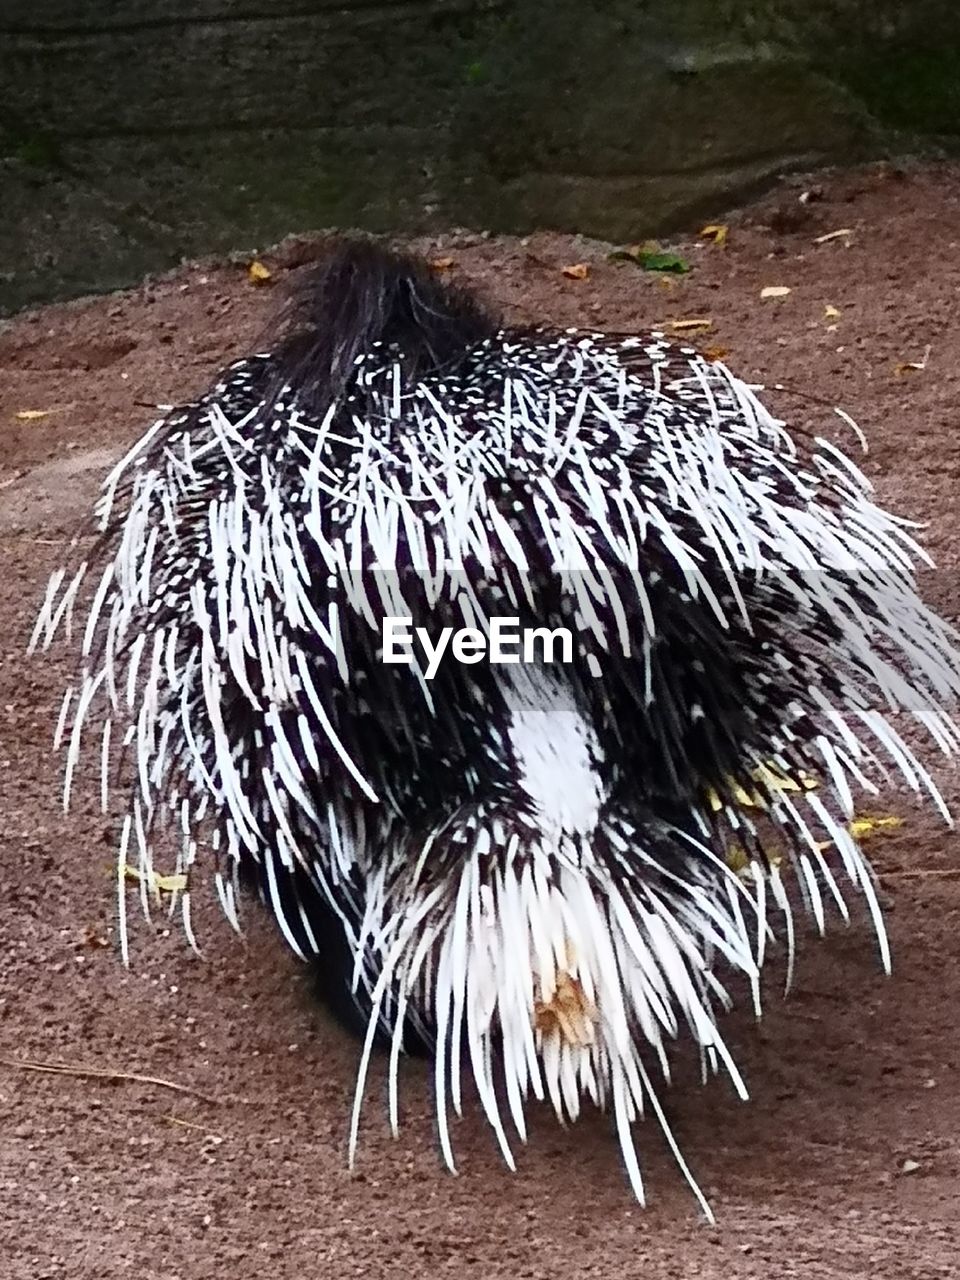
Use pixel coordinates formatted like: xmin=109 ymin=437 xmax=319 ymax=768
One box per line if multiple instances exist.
xmin=261 ymin=238 xmax=498 ymax=417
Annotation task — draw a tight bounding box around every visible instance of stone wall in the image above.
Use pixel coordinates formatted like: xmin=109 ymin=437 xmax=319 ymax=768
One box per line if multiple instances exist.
xmin=2 ymin=0 xmax=958 ymax=313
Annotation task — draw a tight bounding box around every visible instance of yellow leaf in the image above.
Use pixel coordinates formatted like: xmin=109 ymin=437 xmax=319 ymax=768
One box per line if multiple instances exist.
xmin=700 ymin=223 xmax=729 ymax=246
xmin=430 ymin=257 xmax=456 ymax=271
xmin=123 ymin=865 xmax=188 ymax=894
xmin=731 ymin=783 xmax=764 ymax=808
xmin=247 ymin=260 xmax=272 ymax=284
xmin=709 ymin=765 xmax=818 ymax=814
xmin=760 ymin=285 xmax=791 ymax=299
xmin=849 ymin=815 xmax=903 ymax=840
xmin=156 ymin=872 xmax=188 ymax=893
xmin=668 ymin=318 xmax=713 ymax=333
xmin=751 ymin=764 xmax=819 ymax=793
xmin=562 ymin=262 xmax=590 ymax=280
xmin=726 ymin=845 xmax=784 ymax=882
xmin=14 ymin=409 xmax=54 ymax=421
xmin=708 ymin=784 xmax=761 ymax=812
xmin=710 ymin=766 xmax=818 ymax=817
xmin=824 ymin=305 xmax=841 ymax=320
xmin=751 ymin=763 xmax=800 ymax=793
xmin=726 ymin=845 xmax=750 ymax=873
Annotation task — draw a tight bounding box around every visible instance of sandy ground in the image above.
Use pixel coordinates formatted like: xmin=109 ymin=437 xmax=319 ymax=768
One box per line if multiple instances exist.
xmin=1 ymin=162 xmax=960 ymax=1279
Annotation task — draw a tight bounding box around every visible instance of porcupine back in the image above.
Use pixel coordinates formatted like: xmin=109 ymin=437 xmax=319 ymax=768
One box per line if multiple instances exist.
xmin=35 ymin=239 xmax=930 ymax=970
xmin=38 ymin=244 xmax=765 ymax=989
xmin=33 ymin=238 xmax=960 ymax=1216
xmin=211 ymin=242 xmax=783 ymax=1029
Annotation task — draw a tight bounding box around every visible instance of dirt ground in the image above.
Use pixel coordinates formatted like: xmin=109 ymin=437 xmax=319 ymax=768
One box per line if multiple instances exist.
xmin=2 ymin=162 xmax=960 ymax=1280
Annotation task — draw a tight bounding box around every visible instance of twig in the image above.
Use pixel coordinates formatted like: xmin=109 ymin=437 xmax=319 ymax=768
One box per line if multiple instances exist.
xmin=882 ymin=868 xmax=959 ymax=880
xmin=0 ymin=1055 xmax=219 ymax=1105
xmin=162 ymin=1114 xmax=224 ymax=1136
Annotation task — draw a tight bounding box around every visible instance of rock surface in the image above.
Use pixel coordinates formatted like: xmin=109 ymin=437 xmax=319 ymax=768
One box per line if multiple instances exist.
xmin=2 ymin=1 xmax=959 ymax=312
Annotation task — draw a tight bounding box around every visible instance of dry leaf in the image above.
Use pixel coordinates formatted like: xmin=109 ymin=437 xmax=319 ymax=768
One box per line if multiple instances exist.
xmin=708 ymin=763 xmax=817 ymax=816
xmin=430 ymin=257 xmax=456 ymax=271
xmin=725 ymin=845 xmax=750 ymax=874
xmin=14 ymin=409 xmax=54 ymax=421
xmin=814 ymin=228 xmax=854 ymax=245
xmin=849 ymin=815 xmax=903 ymax=840
xmin=154 ymin=872 xmax=188 ymax=894
xmin=79 ymin=926 xmax=111 ymax=949
xmin=699 ymin=223 xmax=729 ymax=246
xmin=247 ymin=260 xmax=272 ymax=284
xmin=703 ymin=345 xmax=729 ymax=362
xmin=824 ymin=305 xmax=841 ymax=320
xmin=751 ymin=763 xmax=819 ymax=794
xmin=534 ymin=971 xmax=597 ymax=1047
xmin=124 ymin=865 xmax=188 ymax=895
xmin=895 ymin=345 xmax=932 ymax=375
xmin=760 ymin=285 xmax=791 ymax=299
xmin=562 ymin=262 xmax=590 ymax=280
xmin=669 ymin=318 xmax=712 ymax=333
xmin=726 ymin=845 xmax=784 ymax=881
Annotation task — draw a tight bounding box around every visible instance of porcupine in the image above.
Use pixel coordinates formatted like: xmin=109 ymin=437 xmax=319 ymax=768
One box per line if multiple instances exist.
xmin=31 ymin=238 xmax=960 ymax=1218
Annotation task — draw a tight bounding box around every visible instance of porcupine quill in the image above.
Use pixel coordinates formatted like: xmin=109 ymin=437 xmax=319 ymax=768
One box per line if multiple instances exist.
xmin=32 ymin=238 xmax=960 ymax=1220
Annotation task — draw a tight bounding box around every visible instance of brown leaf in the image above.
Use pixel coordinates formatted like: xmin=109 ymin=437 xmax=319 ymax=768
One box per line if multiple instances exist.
xmin=895 ymin=345 xmax=932 ymax=375
xmin=534 ymin=971 xmax=597 ymax=1048
xmin=429 ymin=257 xmax=456 ymax=271
xmin=562 ymin=262 xmax=590 ymax=280
xmin=79 ymin=925 xmax=111 ymax=950
xmin=703 ymin=345 xmax=729 ymax=362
